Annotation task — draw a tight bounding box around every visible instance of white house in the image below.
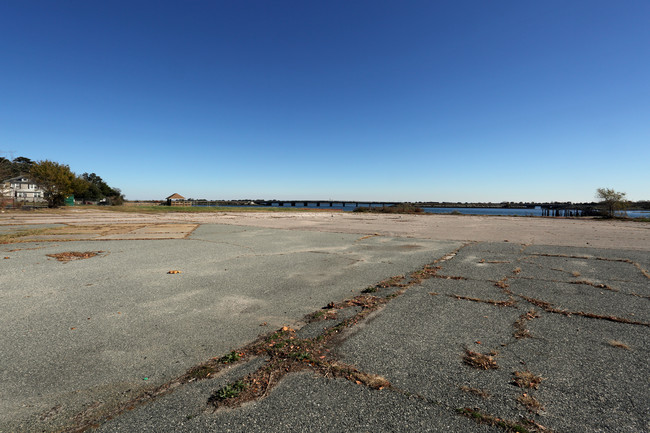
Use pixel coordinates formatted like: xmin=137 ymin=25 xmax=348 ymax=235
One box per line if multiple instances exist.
xmin=1 ymin=176 xmax=45 ymax=202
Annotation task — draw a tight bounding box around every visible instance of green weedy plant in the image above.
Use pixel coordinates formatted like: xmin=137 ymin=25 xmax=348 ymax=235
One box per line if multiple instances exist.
xmin=218 ymin=351 xmax=242 ymax=364
xmin=214 ymin=381 xmax=248 ymax=400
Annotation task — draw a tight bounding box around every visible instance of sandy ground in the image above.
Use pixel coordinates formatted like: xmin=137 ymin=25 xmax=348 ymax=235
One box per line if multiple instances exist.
xmin=2 ymin=209 xmax=649 ymax=250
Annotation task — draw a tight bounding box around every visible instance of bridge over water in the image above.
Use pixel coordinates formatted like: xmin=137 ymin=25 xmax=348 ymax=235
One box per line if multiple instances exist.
xmin=258 ymin=200 xmax=400 ymax=208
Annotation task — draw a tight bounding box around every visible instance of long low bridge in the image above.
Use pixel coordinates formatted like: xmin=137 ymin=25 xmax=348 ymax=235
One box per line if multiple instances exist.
xmin=258 ymin=200 xmax=401 ymax=208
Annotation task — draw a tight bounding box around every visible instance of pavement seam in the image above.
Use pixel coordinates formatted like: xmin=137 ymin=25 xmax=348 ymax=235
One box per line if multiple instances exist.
xmin=60 ymin=243 xmax=472 ymax=432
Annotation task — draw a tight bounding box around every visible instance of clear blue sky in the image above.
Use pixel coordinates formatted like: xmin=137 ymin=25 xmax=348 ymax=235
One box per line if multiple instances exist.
xmin=1 ymin=1 xmax=648 ymax=202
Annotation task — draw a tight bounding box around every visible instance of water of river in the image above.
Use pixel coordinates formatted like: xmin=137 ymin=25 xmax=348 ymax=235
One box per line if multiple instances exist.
xmin=212 ymin=203 xmax=650 ymax=218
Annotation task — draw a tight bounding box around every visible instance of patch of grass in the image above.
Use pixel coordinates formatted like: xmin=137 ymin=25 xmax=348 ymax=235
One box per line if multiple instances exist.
xmin=513 ymin=371 xmax=544 ymax=389
xmin=463 ymin=350 xmax=498 ymax=370
xmin=361 ymin=286 xmax=378 ymax=293
xmin=210 ymin=381 xmax=248 ymax=402
xmin=352 ymin=203 xmax=424 ymax=214
xmin=288 ymin=351 xmax=313 ymax=361
xmin=218 ymin=351 xmax=242 ymax=364
xmin=187 ymin=365 xmax=217 ymax=380
xmin=306 ymin=309 xmax=338 ymax=321
xmin=607 ymin=340 xmax=631 ymax=350
xmin=0 ymin=228 xmax=50 ymax=244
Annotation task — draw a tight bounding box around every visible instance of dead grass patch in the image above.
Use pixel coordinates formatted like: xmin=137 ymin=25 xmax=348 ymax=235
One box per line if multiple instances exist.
xmin=306 ymin=309 xmax=338 ymax=322
xmin=356 ymin=233 xmax=380 ymax=241
xmin=520 ymin=295 xmax=650 ymax=327
xmin=570 ymin=280 xmax=618 ymax=291
xmin=46 ymin=251 xmax=104 ymax=262
xmin=346 ymin=369 xmax=391 ymax=389
xmin=513 ymin=309 xmax=540 ymax=339
xmin=495 ymin=278 xmax=510 ymax=289
xmin=607 ymin=340 xmax=631 ymax=350
xmin=463 ymin=349 xmax=498 ymax=370
xmin=451 ymin=294 xmax=516 ymax=308
xmin=513 ymin=371 xmax=544 ymax=389
xmin=459 ymin=386 xmax=491 ymax=398
xmin=0 ymin=228 xmax=51 ymax=244
xmin=517 ymin=393 xmax=544 ymax=413
xmin=410 ymin=265 xmax=442 ymax=283
xmin=457 ymin=407 xmax=550 ymax=432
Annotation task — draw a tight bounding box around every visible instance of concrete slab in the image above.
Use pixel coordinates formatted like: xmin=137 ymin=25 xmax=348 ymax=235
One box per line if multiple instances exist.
xmin=0 ymin=225 xmax=459 ymax=432
xmin=336 ymin=242 xmax=650 ymax=432
xmin=2 ymin=213 xmax=648 ymax=433
xmin=99 ymin=372 xmax=501 ymax=433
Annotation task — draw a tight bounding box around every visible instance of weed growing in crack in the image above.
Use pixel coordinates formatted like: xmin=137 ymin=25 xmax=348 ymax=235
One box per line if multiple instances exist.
xmin=570 ymin=280 xmax=618 ymax=292
xmin=513 ymin=371 xmax=544 ymax=389
xmin=377 ymin=275 xmax=406 ymax=288
xmin=410 ymin=265 xmax=442 ymax=283
xmin=520 ymin=295 xmax=650 ymax=327
xmin=218 ymin=351 xmax=242 ymax=364
xmin=306 ymin=309 xmax=337 ymax=322
xmin=451 ymin=294 xmax=517 ymax=308
xmin=345 ymin=369 xmax=391 ymax=389
xmin=59 ymin=245 xmax=474 ymax=431
xmin=459 ymin=386 xmax=491 ymax=398
xmin=463 ymin=349 xmax=498 ymax=370
xmin=517 ymin=393 xmax=544 ymax=413
xmin=187 ymin=365 xmax=217 ymax=380
xmin=209 ymin=380 xmax=248 ymax=402
xmin=513 ymin=309 xmax=540 ymax=339
xmin=495 ymin=278 xmax=510 ymax=289
xmin=456 ymin=408 xmax=548 ymax=432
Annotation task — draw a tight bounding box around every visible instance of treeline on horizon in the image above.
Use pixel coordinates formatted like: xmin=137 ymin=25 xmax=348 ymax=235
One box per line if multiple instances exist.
xmin=1 ymin=156 xmax=123 ymax=206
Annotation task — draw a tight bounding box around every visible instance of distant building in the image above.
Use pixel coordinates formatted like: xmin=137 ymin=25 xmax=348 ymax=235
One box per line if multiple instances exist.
xmin=1 ymin=176 xmax=45 ymax=202
xmin=165 ymin=193 xmax=189 ymax=206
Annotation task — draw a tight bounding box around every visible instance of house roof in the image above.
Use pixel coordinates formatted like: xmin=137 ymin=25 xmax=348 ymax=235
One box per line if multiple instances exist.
xmin=166 ymin=193 xmax=185 ymax=200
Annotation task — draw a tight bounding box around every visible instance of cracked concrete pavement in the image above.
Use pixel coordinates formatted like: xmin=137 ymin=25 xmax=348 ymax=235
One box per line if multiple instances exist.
xmin=1 ymin=210 xmax=648 ymax=432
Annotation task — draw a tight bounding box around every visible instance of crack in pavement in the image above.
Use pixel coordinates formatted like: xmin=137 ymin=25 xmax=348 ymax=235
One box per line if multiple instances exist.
xmin=62 ymin=241 xmax=647 ymax=432
xmin=63 ymin=244 xmax=474 ymax=432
